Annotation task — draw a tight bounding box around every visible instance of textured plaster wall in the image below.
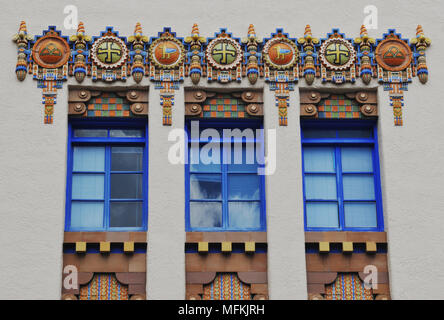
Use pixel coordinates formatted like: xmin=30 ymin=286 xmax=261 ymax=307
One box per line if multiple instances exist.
xmin=0 ymin=0 xmax=443 ymax=299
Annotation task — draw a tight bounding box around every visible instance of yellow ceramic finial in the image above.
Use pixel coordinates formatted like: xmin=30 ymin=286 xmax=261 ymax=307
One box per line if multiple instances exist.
xmin=248 ymin=24 xmax=256 ymax=38
xmin=77 ymin=21 xmax=85 ymax=34
xmin=416 ymin=25 xmax=424 ymax=37
xmin=360 ymin=25 xmax=368 ymax=37
xmin=134 ymin=22 xmax=142 ymax=35
xmin=19 ymin=21 xmax=27 ymax=33
xmin=304 ymin=25 xmax=312 ymax=37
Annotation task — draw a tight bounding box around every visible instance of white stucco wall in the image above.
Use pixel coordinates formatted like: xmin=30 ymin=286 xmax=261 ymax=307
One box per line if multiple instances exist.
xmin=0 ymin=0 xmax=443 ymax=299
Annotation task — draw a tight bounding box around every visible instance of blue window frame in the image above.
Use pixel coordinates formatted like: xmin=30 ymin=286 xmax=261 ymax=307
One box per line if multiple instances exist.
xmin=301 ymin=121 xmax=384 ymax=231
xmin=185 ymin=120 xmax=266 ymax=232
xmin=65 ymin=120 xmax=148 ymax=231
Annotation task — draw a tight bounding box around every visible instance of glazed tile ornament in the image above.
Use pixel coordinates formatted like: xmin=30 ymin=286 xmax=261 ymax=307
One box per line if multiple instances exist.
xmin=148 ymin=28 xmax=185 ymax=125
xmin=206 ymin=29 xmax=243 ymax=83
xmin=319 ymin=29 xmax=356 ymax=84
xmin=90 ymin=27 xmax=129 ymax=82
xmin=263 ymin=29 xmax=299 ymax=126
xmin=12 ymin=22 xmax=431 ymax=127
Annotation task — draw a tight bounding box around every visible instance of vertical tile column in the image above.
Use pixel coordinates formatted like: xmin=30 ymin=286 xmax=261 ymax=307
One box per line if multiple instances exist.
xmin=264 ymin=88 xmax=307 ymax=299
xmin=147 ymin=87 xmax=185 ymax=299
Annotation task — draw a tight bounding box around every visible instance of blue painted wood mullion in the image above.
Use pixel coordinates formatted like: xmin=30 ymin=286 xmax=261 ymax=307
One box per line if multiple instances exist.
xmin=222 ymin=139 xmax=229 ymax=229
xmin=336 ymin=146 xmax=345 ymax=230
xmin=104 ymin=145 xmax=111 ymax=230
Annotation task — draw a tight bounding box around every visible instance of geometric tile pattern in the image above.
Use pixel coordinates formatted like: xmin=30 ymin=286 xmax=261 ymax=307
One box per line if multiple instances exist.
xmin=202 ymin=94 xmax=250 ymax=119
xmin=87 ymin=92 xmax=131 ymax=117
xmin=203 ymin=273 xmax=251 ymax=300
xmin=318 ymin=94 xmax=362 ymax=119
xmin=79 ymin=273 xmax=129 ymax=300
xmin=324 ymin=273 xmax=373 ymax=300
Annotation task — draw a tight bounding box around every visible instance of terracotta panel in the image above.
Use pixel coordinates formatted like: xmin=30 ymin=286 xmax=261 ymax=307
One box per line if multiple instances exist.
xmin=306 ymin=272 xmax=338 ymax=284
xmin=64 ymin=232 xmax=147 ymax=243
xmin=128 ymin=254 xmax=147 ymax=272
xmin=305 ymin=253 xmax=388 ymax=272
xmin=63 ymin=253 xmax=146 ymax=273
xmin=115 ymin=272 xmax=146 ymax=285
xmin=186 ymin=272 xmax=216 ymax=284
xmin=300 ymin=91 xmax=322 ymax=104
xmin=307 ymin=283 xmax=326 ymax=294
xmin=358 ymin=271 xmax=390 ymax=284
xmin=251 ymin=284 xmax=268 ymax=295
xmin=186 ymin=253 xmax=267 ymax=272
xmin=186 ymin=284 xmax=204 ymax=295
xmin=237 ymin=272 xmax=267 ymax=284
xmin=128 ymin=284 xmax=146 ymax=295
xmin=305 ymin=232 xmax=387 ymax=243
xmin=373 ymin=283 xmax=391 ymax=294
xmin=186 ymin=232 xmax=267 ymax=243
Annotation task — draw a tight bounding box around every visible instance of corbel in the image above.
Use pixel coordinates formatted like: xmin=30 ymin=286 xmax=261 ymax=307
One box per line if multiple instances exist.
xmin=300 ymin=91 xmax=323 ymax=118
xmin=239 ymin=91 xmax=264 ymax=116
xmin=349 ymin=91 xmax=378 ymax=117
xmin=185 ymin=89 xmax=209 ymax=117
xmin=68 ymin=89 xmax=94 ymax=116
xmin=125 ymin=89 xmax=148 ymax=115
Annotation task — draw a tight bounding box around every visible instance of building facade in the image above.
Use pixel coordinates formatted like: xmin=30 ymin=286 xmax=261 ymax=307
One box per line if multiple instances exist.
xmin=0 ymin=0 xmax=443 ymax=300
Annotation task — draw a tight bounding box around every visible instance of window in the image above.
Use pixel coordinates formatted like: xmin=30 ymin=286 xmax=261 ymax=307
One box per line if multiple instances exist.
xmin=301 ymin=122 xmax=383 ymax=231
xmin=185 ymin=120 xmax=266 ymax=231
xmin=66 ymin=121 xmax=148 ymax=231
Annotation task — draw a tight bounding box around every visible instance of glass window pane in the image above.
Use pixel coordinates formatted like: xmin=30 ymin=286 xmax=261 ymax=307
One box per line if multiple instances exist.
xmin=190 ymin=174 xmax=222 ymax=200
xmin=344 ymin=202 xmax=377 ymax=228
xmin=73 ymin=146 xmax=105 ymax=172
xmin=228 ymin=144 xmax=259 ymax=172
xmin=343 ymin=174 xmax=375 ymax=200
xmin=305 ymin=174 xmax=337 ymax=200
xmin=74 ymin=129 xmax=108 ymax=138
xmin=303 ymin=129 xmax=336 ymax=139
xmin=72 ymin=174 xmax=104 ymax=200
xmin=337 ymin=129 xmax=372 ymax=138
xmin=228 ymin=174 xmax=260 ymax=200
xmin=228 ymin=202 xmax=261 ymax=229
xmin=111 ymin=174 xmax=143 ymax=199
xmin=189 ymin=144 xmax=221 ymax=173
xmin=110 ymin=202 xmax=143 ymax=228
xmin=341 ymin=147 xmax=373 ymax=172
xmin=71 ymin=201 xmax=103 ymax=229
xmin=109 ymin=129 xmax=144 ymax=138
xmin=303 ymin=147 xmax=335 ymax=172
xmin=306 ymin=202 xmax=339 ymax=228
xmin=190 ymin=202 xmax=222 ymax=228
xmin=111 ymin=147 xmax=143 ymax=171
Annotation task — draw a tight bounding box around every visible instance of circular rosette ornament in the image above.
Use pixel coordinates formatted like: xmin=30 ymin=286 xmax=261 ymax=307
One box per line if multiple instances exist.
xmin=149 ymin=37 xmax=185 ymax=69
xmin=375 ymin=38 xmax=412 ymax=72
xmin=91 ymin=35 xmax=128 ymax=69
xmin=32 ymin=31 xmax=70 ymax=68
xmin=206 ymin=38 xmax=242 ymax=70
xmin=263 ymin=37 xmax=299 ymax=70
xmin=319 ymin=38 xmax=356 ymax=71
